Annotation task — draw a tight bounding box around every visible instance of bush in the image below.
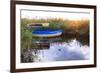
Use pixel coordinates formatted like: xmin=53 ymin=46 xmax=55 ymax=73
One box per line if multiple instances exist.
xmin=21 ymin=19 xmax=32 ymax=52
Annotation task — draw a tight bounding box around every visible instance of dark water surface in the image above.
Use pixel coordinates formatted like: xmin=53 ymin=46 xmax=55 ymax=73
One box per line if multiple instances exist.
xmin=31 ymin=37 xmax=89 ymax=62
xmin=21 ymin=36 xmax=90 ymax=63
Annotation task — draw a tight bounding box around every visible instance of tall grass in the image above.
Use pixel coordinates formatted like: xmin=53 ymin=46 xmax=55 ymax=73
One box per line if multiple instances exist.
xmin=21 ymin=18 xmax=89 ymax=35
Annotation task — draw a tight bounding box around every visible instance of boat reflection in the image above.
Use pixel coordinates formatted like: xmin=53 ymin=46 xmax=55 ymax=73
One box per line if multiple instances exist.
xmin=32 ymin=38 xmax=89 ymax=62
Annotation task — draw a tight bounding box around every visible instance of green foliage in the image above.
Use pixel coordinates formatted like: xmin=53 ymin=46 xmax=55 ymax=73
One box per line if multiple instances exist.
xmin=21 ymin=18 xmax=32 ymax=52
xmin=49 ymin=22 xmax=60 ymax=29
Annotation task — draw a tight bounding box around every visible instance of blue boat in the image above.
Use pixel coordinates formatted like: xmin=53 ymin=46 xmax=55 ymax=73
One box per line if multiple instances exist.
xmin=32 ymin=29 xmax=62 ymax=37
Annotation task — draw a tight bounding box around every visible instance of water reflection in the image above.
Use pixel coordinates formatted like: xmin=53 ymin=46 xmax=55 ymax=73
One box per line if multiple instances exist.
xmin=32 ymin=38 xmax=89 ymax=62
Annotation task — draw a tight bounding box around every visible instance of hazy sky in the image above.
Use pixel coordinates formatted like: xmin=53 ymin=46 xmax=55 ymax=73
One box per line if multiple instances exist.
xmin=21 ymin=10 xmax=90 ymax=20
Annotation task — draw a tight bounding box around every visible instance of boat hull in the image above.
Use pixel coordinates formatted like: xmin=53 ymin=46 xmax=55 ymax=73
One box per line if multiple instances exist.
xmin=32 ymin=29 xmax=62 ymax=37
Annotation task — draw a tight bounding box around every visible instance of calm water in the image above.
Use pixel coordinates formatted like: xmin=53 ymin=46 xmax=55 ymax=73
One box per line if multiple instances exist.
xmin=32 ymin=38 xmax=89 ymax=62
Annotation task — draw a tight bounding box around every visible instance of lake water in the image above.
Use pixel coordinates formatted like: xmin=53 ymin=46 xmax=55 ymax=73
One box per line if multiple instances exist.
xmin=32 ymin=38 xmax=89 ymax=62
